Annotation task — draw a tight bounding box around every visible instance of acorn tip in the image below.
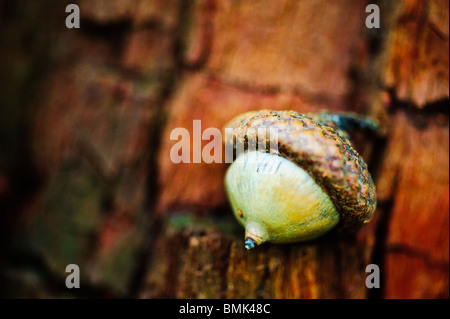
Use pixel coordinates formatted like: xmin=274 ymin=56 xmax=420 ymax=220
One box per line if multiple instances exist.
xmin=244 ymin=237 xmax=257 ymax=250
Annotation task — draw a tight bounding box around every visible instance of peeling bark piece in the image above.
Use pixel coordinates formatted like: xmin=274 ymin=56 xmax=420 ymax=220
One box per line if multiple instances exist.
xmin=377 ymin=111 xmax=449 ymax=298
xmin=383 ymin=0 xmax=449 ymax=107
xmin=139 ymin=215 xmax=371 ymax=298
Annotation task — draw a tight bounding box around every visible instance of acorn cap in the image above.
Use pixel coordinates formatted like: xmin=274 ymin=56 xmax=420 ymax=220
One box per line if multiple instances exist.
xmin=224 ymin=110 xmax=376 ymax=230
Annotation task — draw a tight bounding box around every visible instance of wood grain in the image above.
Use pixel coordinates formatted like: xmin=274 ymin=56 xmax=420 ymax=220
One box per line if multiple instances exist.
xmin=0 ymin=0 xmax=447 ymax=299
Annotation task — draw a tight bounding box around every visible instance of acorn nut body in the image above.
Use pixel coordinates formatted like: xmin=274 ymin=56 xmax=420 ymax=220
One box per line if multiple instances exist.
xmin=223 ymin=110 xmax=377 ymax=250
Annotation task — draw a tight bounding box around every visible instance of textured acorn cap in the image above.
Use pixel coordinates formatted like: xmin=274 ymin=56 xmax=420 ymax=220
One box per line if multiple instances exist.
xmin=224 ymin=110 xmax=377 ymax=230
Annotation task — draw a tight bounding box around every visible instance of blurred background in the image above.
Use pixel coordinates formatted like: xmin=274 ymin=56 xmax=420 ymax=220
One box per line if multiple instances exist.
xmin=0 ymin=0 xmax=448 ymax=298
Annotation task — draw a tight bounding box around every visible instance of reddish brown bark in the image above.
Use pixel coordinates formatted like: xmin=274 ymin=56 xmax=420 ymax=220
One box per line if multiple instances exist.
xmin=0 ymin=0 xmax=448 ymax=299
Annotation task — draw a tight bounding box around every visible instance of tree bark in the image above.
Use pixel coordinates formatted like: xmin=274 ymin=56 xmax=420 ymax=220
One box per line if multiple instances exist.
xmin=0 ymin=0 xmax=448 ymax=299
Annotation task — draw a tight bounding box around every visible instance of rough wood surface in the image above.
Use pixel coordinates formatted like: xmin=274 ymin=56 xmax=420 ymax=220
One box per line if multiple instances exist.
xmin=0 ymin=0 xmax=448 ymax=299
xmin=382 ymin=0 xmax=449 ymax=107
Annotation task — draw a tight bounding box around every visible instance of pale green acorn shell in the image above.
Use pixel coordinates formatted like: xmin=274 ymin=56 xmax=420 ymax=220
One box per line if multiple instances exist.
xmin=225 ymin=151 xmax=340 ymax=246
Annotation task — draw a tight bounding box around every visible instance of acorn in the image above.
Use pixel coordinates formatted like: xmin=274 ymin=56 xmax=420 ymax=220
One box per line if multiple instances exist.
xmin=223 ymin=110 xmax=377 ymax=250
